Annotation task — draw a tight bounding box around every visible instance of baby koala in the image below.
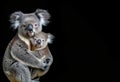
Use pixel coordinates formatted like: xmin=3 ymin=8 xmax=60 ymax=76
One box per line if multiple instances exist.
xmin=30 ymin=32 xmax=54 ymax=79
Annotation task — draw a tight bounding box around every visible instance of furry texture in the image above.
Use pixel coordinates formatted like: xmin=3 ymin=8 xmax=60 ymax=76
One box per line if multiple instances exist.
xmin=10 ymin=9 xmax=51 ymax=30
xmin=47 ymin=33 xmax=55 ymax=44
xmin=3 ymin=9 xmax=52 ymax=82
xmin=35 ymin=9 xmax=51 ymax=26
xmin=10 ymin=11 xmax=23 ymax=29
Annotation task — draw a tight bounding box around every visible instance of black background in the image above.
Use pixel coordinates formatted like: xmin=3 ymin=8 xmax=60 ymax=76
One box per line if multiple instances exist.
xmin=0 ymin=0 xmax=118 ymax=82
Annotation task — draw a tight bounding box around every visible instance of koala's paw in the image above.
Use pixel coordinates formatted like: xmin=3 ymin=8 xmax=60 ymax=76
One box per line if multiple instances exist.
xmin=44 ymin=58 xmax=50 ymax=64
xmin=42 ymin=58 xmax=51 ymax=70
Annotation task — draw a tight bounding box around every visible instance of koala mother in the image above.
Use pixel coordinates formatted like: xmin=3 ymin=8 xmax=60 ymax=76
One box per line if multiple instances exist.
xmin=3 ymin=9 xmax=51 ymax=82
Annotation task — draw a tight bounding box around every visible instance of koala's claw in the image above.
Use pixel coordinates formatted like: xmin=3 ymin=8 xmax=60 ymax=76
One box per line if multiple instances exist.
xmin=45 ymin=58 xmax=50 ymax=64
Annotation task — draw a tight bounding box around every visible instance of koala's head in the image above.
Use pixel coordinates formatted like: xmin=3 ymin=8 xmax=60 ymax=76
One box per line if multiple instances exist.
xmin=10 ymin=9 xmax=50 ymax=38
xmin=30 ymin=32 xmax=54 ymax=50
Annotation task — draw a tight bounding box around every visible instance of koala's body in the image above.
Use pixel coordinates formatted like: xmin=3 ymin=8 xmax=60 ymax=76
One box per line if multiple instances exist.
xmin=3 ymin=9 xmax=51 ymax=82
xmin=29 ymin=32 xmax=54 ymax=79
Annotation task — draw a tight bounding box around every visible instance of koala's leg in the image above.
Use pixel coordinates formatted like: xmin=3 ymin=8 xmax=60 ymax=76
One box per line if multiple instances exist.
xmin=31 ymin=69 xmax=39 ymax=80
xmin=31 ymin=57 xmax=52 ymax=79
xmin=31 ymin=67 xmax=50 ymax=80
xmin=7 ymin=62 xmax=31 ymax=82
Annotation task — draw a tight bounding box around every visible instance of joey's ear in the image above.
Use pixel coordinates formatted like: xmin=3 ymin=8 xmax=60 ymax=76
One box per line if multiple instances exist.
xmin=35 ymin=9 xmax=51 ymax=26
xmin=47 ymin=33 xmax=55 ymax=44
xmin=10 ymin=11 xmax=23 ymax=29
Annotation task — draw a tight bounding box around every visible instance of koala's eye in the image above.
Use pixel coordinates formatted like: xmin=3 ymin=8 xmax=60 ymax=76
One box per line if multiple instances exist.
xmin=22 ymin=24 xmax=26 ymax=27
xmin=34 ymin=24 xmax=38 ymax=27
xmin=34 ymin=38 xmax=36 ymax=40
xmin=42 ymin=39 xmax=45 ymax=41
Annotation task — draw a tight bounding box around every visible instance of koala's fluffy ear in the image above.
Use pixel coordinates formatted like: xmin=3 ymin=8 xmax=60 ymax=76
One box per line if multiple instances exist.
xmin=47 ymin=33 xmax=55 ymax=44
xmin=10 ymin=11 xmax=23 ymax=29
xmin=35 ymin=9 xmax=51 ymax=26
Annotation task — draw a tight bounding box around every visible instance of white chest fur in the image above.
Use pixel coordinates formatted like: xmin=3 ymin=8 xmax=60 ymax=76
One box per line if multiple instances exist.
xmin=18 ymin=34 xmax=30 ymax=49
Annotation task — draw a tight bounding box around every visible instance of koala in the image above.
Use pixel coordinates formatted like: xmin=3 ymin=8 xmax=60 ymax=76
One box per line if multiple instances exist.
xmin=3 ymin=9 xmax=51 ymax=82
xmin=30 ymin=31 xmax=54 ymax=51
xmin=29 ymin=32 xmax=54 ymax=79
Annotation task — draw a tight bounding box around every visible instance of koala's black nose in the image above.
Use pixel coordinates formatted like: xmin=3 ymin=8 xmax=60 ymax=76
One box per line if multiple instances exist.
xmin=37 ymin=39 xmax=41 ymax=44
xmin=26 ymin=24 xmax=33 ymax=31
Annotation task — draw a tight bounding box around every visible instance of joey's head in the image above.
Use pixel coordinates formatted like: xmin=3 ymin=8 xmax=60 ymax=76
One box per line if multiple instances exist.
xmin=30 ymin=32 xmax=54 ymax=50
xmin=10 ymin=9 xmax=51 ymax=38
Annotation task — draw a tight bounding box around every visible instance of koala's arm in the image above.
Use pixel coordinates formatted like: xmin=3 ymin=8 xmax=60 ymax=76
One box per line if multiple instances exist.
xmin=40 ymin=46 xmax=53 ymax=66
xmin=10 ymin=41 xmax=45 ymax=69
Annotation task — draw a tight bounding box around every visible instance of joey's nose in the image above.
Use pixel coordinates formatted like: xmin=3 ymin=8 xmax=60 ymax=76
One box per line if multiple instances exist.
xmin=37 ymin=39 xmax=41 ymax=44
xmin=26 ymin=24 xmax=33 ymax=31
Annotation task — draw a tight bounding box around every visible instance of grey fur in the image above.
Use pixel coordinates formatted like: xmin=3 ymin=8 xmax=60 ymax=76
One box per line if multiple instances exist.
xmin=10 ymin=11 xmax=23 ymax=29
xmin=30 ymin=32 xmax=53 ymax=79
xmin=3 ymin=9 xmax=52 ymax=82
xmin=3 ymin=35 xmax=48 ymax=82
xmin=35 ymin=9 xmax=51 ymax=26
xmin=10 ymin=9 xmax=51 ymax=30
xmin=10 ymin=39 xmax=47 ymax=69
